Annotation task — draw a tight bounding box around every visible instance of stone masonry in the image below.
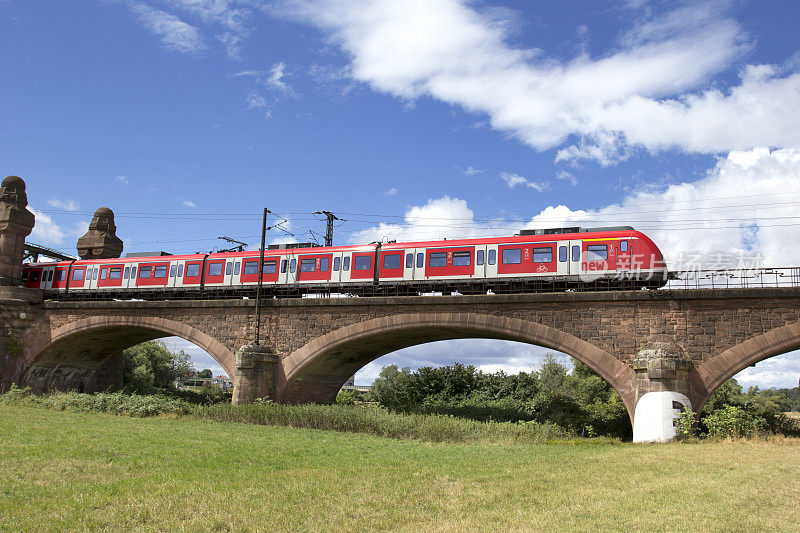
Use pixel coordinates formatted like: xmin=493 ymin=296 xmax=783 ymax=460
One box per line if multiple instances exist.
xmin=2 ymin=287 xmax=800 ymax=426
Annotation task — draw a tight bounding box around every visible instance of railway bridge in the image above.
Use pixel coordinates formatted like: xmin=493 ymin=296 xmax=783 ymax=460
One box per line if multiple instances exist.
xmin=2 ymin=286 xmax=800 ymax=441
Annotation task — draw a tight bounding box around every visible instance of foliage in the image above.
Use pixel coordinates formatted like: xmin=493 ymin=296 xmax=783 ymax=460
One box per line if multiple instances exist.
xmin=335 ymin=389 xmax=358 ymax=405
xmin=121 ymin=340 xmax=194 ymax=394
xmin=0 ymin=387 xmax=192 ymax=417
xmin=675 ymin=407 xmax=697 ymax=440
xmin=700 ymin=378 xmax=800 ymax=438
xmin=366 ymin=356 xmax=632 ymax=438
xmin=195 ymin=402 xmax=580 ymax=444
xmin=197 ymin=369 xmax=213 ymax=379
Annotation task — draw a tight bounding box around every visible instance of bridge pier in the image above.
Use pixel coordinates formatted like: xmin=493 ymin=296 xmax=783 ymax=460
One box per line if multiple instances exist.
xmin=631 ymin=339 xmax=693 ymax=442
xmin=231 ymin=345 xmax=279 ymax=405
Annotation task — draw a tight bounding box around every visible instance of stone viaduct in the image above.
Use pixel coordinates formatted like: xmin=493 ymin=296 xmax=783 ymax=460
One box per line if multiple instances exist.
xmin=3 ymin=286 xmax=800 ymax=441
xmin=2 ymin=174 xmax=800 ymax=441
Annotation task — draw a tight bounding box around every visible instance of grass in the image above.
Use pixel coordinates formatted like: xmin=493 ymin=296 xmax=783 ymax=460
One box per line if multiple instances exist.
xmin=1 ymin=404 xmax=799 ymax=532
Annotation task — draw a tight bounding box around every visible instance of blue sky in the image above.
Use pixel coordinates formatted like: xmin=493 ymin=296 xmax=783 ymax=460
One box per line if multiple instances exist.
xmin=4 ymin=0 xmax=800 ymax=387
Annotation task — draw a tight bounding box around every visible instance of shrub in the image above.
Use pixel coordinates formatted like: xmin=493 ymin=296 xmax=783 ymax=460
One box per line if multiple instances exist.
xmin=703 ymin=405 xmax=767 ymax=438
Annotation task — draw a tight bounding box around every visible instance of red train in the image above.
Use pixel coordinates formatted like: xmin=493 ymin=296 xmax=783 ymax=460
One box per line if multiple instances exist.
xmin=21 ymin=226 xmax=668 ymax=297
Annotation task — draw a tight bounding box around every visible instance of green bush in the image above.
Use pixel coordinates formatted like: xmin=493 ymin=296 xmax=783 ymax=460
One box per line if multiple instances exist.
xmin=0 ymin=388 xmax=192 ymax=417
xmin=703 ymin=405 xmax=767 ymax=438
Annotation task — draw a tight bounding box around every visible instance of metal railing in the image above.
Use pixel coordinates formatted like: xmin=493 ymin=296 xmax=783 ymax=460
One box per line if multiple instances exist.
xmin=664 ymin=267 xmax=800 ymax=290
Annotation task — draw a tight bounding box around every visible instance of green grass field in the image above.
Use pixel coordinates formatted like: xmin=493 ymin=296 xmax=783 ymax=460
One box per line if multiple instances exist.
xmin=1 ymin=405 xmax=798 ymax=532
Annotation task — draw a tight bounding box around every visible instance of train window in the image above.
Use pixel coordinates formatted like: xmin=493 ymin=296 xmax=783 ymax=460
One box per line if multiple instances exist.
xmin=186 ymin=264 xmax=200 ymax=277
xmin=532 ymin=247 xmax=553 ymax=263
xmin=416 ymin=253 xmax=424 ymax=268
xmin=55 ymin=270 xmax=65 ymax=282
xmin=572 ymin=245 xmax=580 ymax=262
xmin=177 ymin=264 xmax=183 ymax=277
xmin=225 ymin=262 xmax=232 ymax=275
xmin=100 ymin=268 xmax=108 ymax=280
xmin=281 ymin=260 xmax=287 ymax=273
xmin=501 ymin=248 xmax=521 ymax=264
xmin=73 ymin=269 xmax=84 ymax=281
xmin=21 ymin=271 xmax=27 ymax=281
xmin=109 ymin=268 xmax=122 ymax=280
xmin=290 ymin=258 xmax=297 ymax=273
xmin=333 ymin=257 xmax=341 ymax=271
xmin=244 ymin=261 xmax=258 ymax=275
xmin=488 ymin=249 xmax=496 ymax=265
xmin=170 ymin=265 xmax=176 ymax=278
xmin=124 ymin=267 xmax=130 ymax=279
xmin=233 ymin=262 xmax=240 ymax=275
xmin=406 ymin=253 xmax=413 ymax=268
xmin=620 ymin=240 xmax=628 ymax=252
xmin=131 ymin=267 xmax=137 ymax=278
xmin=208 ymin=263 xmax=223 ymax=276
xmin=29 ymin=271 xmax=40 ymax=282
xmin=93 ymin=268 xmax=99 ymax=280
xmin=320 ymin=257 xmax=330 ymax=272
xmin=139 ymin=266 xmax=152 ymax=278
xmin=429 ymin=252 xmax=447 ymax=268
xmin=300 ymin=258 xmax=316 ymax=272
xmin=586 ymin=245 xmax=608 ymax=261
xmin=477 ymin=250 xmax=485 ymax=265
xmin=559 ymin=246 xmax=567 ymax=262
xmin=354 ymin=256 xmax=372 ymax=271
xmin=343 ymin=257 xmax=350 ymax=271
xmin=452 ymin=251 xmax=471 ymax=266
xmin=154 ymin=265 xmax=168 ymax=278
xmin=264 ymin=260 xmax=278 ymax=274
xmin=383 ymin=253 xmax=402 ymax=270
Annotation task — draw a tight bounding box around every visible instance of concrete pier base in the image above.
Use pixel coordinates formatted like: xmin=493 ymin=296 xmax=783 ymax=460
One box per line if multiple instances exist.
xmin=231 ymin=344 xmax=278 ymax=405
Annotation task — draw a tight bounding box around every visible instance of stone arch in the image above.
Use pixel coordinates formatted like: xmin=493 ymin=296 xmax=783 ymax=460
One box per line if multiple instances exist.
xmin=278 ymin=312 xmax=637 ymax=417
xmin=21 ymin=315 xmax=235 ymax=393
xmin=692 ymin=320 xmax=800 ymax=411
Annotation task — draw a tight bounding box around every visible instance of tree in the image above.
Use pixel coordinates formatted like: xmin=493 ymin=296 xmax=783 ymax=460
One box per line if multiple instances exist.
xmin=122 ymin=340 xmax=195 ymax=393
xmin=198 ymin=369 xmax=213 ymax=379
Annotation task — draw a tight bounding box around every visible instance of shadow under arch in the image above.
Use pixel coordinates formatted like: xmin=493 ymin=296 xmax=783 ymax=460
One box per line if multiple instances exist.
xmin=692 ymin=320 xmax=800 ymax=412
xmin=21 ymin=315 xmax=235 ymax=393
xmin=278 ymin=312 xmax=637 ymax=418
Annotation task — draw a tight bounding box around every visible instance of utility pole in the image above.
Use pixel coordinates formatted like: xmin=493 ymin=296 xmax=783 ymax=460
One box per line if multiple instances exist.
xmin=254 ymin=207 xmax=270 ymax=346
xmin=313 ymin=211 xmax=341 ymax=247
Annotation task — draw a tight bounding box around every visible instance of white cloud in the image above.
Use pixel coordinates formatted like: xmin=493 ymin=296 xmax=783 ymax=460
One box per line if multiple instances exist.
xmin=385 ymin=187 xmax=398 ymax=196
xmin=161 ymin=337 xmax=228 ymax=377
xmin=556 ymin=171 xmax=577 ymax=186
xmin=352 ymin=148 xmax=800 ymax=270
xmin=131 ymin=3 xmax=207 ymax=54
xmin=245 ymin=90 xmax=267 ymax=108
xmin=499 ymin=171 xmax=548 ymax=192
xmin=28 ymin=207 xmax=66 ymax=246
xmin=46 ymin=198 xmax=79 ymax=211
xmin=164 ymin=0 xmax=252 ymax=59
xmin=277 ymin=0 xmax=800 ymax=164
xmin=180 ymin=198 xmax=197 ymax=208
xmin=116 ymin=175 xmax=129 ymax=184
xmin=267 ymin=61 xmax=290 ymax=92
xmin=460 ymin=165 xmax=482 ymax=176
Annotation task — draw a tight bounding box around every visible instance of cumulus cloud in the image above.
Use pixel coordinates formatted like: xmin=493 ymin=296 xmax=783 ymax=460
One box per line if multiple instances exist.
xmin=245 ymin=90 xmax=267 ymax=108
xmin=385 ymin=187 xmax=398 ymax=196
xmin=28 ymin=207 xmax=66 ymax=246
xmin=131 ymin=3 xmax=207 ymax=54
xmin=276 ymin=0 xmax=800 ymax=164
xmin=267 ymin=62 xmax=290 ymax=92
xmin=351 ymin=148 xmax=800 ymax=270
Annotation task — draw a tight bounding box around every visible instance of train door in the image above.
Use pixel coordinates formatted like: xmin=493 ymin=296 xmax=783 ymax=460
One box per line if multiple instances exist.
xmin=485 ymin=244 xmax=499 ymax=279
xmin=403 ymin=249 xmax=416 ymax=281
xmin=40 ymin=266 xmax=54 ymax=289
xmin=329 ymin=252 xmax=343 ymax=283
xmin=283 ymin=253 xmax=298 ymax=285
xmin=568 ymin=240 xmax=582 ymax=278
xmin=86 ymin=265 xmax=98 ymax=289
xmin=223 ymin=259 xmax=235 ymax=287
xmin=617 ymin=237 xmax=633 ymax=274
xmin=338 ymin=252 xmax=352 ymax=283
xmin=556 ymin=243 xmax=569 ymax=276
xmin=474 ymin=245 xmax=487 ymax=279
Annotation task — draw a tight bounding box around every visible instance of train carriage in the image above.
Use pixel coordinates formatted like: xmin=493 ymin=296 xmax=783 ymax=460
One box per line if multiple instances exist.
xmin=21 ymin=226 xmax=667 ymax=297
